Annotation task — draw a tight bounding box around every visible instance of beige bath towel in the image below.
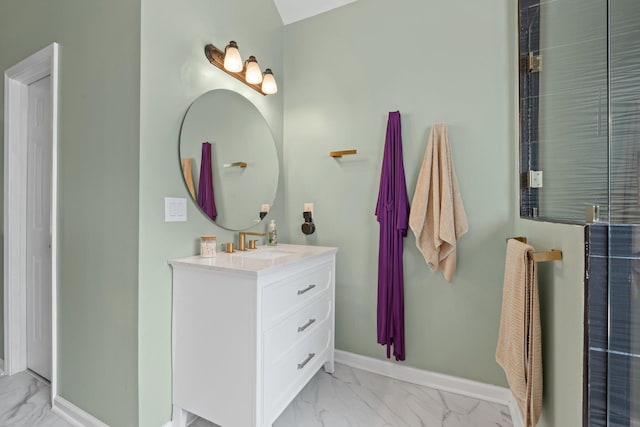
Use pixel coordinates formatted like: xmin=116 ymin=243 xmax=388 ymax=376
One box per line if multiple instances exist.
xmin=181 ymin=158 xmax=196 ymax=199
xmin=409 ymin=123 xmax=468 ymax=282
xmin=496 ymin=239 xmax=542 ymax=427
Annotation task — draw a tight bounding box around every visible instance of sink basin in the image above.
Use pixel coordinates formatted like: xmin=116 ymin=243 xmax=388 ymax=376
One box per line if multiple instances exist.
xmin=240 ymin=248 xmax=296 ymax=260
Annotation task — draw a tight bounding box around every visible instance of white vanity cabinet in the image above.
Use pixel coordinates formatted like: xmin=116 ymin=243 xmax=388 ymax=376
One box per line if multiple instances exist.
xmin=169 ymin=244 xmax=337 ymax=427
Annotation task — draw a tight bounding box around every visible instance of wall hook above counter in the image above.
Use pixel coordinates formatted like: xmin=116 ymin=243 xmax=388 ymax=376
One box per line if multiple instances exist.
xmin=507 ymin=236 xmax=563 ymax=263
xmin=224 ymin=161 xmax=247 ymax=168
xmin=329 ymin=150 xmax=357 ymax=158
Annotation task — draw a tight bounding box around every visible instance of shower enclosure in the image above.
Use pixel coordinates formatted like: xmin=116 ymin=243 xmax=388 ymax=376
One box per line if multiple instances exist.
xmin=519 ymin=0 xmax=640 ymax=425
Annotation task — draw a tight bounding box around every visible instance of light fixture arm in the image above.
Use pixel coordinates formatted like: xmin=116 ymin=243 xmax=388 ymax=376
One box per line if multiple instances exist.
xmin=204 ymin=44 xmax=267 ymax=96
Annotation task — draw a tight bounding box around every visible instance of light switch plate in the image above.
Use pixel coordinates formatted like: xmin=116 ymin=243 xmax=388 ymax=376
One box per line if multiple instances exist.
xmin=165 ymin=197 xmax=187 ymax=222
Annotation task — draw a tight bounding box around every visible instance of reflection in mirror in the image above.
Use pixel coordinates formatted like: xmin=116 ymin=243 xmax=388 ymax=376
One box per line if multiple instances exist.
xmin=179 ymin=89 xmax=279 ymax=230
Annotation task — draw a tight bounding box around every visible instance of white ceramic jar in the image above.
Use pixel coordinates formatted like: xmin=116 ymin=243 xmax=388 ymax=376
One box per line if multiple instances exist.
xmin=200 ymin=235 xmax=217 ymax=257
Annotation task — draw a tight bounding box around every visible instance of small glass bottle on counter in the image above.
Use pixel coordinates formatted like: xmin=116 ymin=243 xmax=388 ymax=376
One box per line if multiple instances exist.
xmin=267 ymin=220 xmax=278 ymax=246
xmin=200 ymin=235 xmax=217 ymax=257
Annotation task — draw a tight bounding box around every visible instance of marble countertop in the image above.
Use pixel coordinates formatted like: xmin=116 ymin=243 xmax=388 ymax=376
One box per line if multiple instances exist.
xmin=168 ymin=243 xmax=337 ymax=274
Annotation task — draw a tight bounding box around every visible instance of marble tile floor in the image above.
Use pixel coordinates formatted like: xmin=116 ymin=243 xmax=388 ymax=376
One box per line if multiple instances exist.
xmin=0 ymin=370 xmax=72 ymax=426
xmin=190 ymin=363 xmax=514 ymax=427
xmin=0 ymin=363 xmax=514 ymax=427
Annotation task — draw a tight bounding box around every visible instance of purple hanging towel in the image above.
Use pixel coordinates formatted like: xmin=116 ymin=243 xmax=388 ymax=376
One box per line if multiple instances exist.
xmin=375 ymin=111 xmax=409 ymax=361
xmin=197 ymin=142 xmax=217 ymax=220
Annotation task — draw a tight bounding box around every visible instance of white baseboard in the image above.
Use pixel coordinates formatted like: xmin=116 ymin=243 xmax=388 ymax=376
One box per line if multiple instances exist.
xmin=52 ymin=396 xmax=109 ymax=427
xmin=161 ymin=422 xmax=172 ymax=427
xmin=334 ymin=350 xmax=523 ymax=427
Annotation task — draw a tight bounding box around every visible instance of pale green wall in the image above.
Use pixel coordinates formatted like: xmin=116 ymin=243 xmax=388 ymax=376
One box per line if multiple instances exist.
xmin=523 ymin=1 xmax=595 ymax=424
xmin=138 ymin=0 xmax=284 ymax=425
xmin=284 ymin=11 xmax=584 ymax=427
xmin=0 ymin=1 xmax=140 ymax=426
xmin=0 ymin=1 xmax=587 ymax=426
xmin=514 ymin=220 xmax=584 ymax=427
xmin=283 ymin=0 xmax=516 ymax=386
xmin=517 ymin=2 xmax=589 ymax=425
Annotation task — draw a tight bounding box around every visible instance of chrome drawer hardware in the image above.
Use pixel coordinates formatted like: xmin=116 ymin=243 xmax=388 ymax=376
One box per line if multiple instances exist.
xmin=297 ymin=353 xmax=316 ymax=370
xmin=297 ymin=284 xmax=316 ymax=295
xmin=297 ymin=318 xmax=316 ymax=333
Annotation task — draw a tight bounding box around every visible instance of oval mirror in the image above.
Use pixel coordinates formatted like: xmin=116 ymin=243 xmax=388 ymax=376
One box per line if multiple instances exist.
xmin=179 ymin=89 xmax=279 ymax=230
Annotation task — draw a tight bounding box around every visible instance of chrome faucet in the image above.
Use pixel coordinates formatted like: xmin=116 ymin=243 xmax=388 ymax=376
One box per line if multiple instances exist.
xmin=238 ymin=231 xmax=266 ymax=251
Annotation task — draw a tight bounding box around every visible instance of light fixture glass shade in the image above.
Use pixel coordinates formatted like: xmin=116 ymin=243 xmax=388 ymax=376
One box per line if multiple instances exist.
xmin=223 ymin=41 xmax=243 ymax=73
xmin=261 ymin=69 xmax=278 ymax=94
xmin=245 ymin=56 xmax=263 ymax=85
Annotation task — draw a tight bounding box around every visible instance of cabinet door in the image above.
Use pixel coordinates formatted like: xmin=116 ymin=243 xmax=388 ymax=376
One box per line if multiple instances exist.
xmin=173 ymin=268 xmax=259 ymax=427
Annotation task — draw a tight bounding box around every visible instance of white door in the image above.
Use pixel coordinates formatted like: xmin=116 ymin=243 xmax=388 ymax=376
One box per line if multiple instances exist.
xmin=26 ymin=75 xmax=53 ymax=381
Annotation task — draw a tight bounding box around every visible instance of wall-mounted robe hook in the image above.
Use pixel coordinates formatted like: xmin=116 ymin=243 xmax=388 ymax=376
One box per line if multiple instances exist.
xmin=329 ymin=150 xmax=357 ymax=158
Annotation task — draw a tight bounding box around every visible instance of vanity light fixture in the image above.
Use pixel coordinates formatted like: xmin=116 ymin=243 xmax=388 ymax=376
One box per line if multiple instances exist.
xmin=244 ymin=56 xmax=263 ymax=85
xmin=261 ymin=69 xmax=278 ymax=95
xmin=223 ymin=41 xmax=243 ymax=72
xmin=204 ymin=42 xmax=278 ymax=96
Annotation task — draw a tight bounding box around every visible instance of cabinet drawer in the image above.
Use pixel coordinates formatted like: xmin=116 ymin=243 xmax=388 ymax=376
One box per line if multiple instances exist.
xmin=263 ymin=325 xmax=331 ymax=423
xmin=264 ymin=294 xmax=331 ymax=363
xmin=262 ymin=262 xmax=332 ymax=329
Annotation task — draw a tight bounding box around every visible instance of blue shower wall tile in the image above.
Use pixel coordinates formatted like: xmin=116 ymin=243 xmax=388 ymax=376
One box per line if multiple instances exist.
xmin=607 ymin=352 xmax=637 ymax=425
xmin=586 ymin=224 xmax=640 ymax=425
xmin=586 ymin=224 xmax=608 ymax=427
xmin=586 ymin=222 xmax=640 ymax=258
xmin=588 ymin=349 xmax=608 ymax=427
xmin=607 ymin=224 xmax=640 ymax=258
xmin=520 ymin=0 xmax=540 ymax=48
xmin=587 ymin=224 xmax=608 ymax=257
xmin=587 ymin=254 xmax=608 ymax=349
xmin=519 ymin=0 xmax=540 ymax=218
xmin=608 ymin=259 xmax=640 ymax=356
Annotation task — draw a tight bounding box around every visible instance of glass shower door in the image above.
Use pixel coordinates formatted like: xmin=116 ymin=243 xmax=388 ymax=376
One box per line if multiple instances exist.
xmin=607 ymin=0 xmax=640 ymax=425
xmin=518 ymin=0 xmax=640 ymax=422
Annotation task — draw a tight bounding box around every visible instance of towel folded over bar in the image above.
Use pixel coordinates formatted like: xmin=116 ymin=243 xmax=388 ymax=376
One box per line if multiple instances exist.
xmin=496 ymin=238 xmax=542 ymax=427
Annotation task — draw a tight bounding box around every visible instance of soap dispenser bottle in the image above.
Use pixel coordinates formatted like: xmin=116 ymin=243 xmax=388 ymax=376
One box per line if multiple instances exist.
xmin=267 ymin=219 xmax=278 ymax=246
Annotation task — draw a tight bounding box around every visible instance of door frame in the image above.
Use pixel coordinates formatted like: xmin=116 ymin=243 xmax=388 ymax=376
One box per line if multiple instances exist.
xmin=3 ymin=43 xmax=59 ymax=402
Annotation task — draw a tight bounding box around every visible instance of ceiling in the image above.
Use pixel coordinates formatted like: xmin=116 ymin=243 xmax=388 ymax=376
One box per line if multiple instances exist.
xmin=272 ymin=0 xmax=357 ymax=25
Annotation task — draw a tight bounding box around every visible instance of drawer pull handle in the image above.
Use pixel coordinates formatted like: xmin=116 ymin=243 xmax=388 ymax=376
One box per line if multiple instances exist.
xmin=297 ymin=353 xmax=316 ymax=370
xmin=297 ymin=318 xmax=316 ymax=333
xmin=297 ymin=284 xmax=316 ymax=295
